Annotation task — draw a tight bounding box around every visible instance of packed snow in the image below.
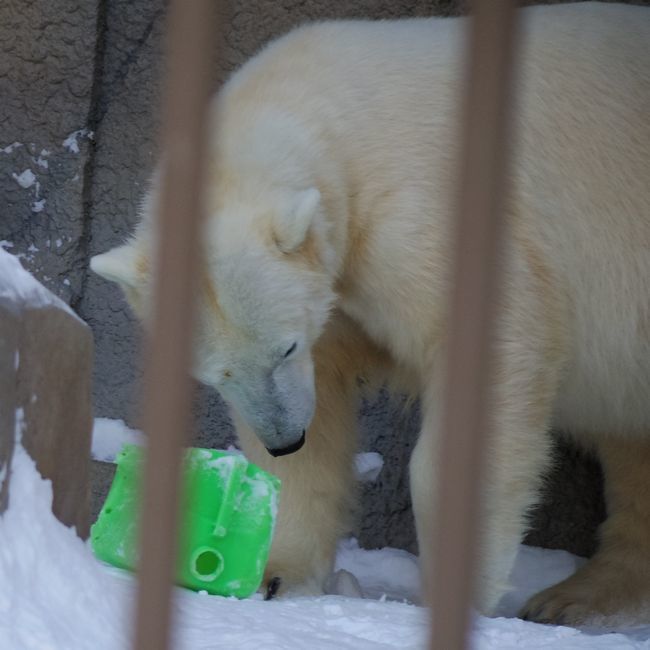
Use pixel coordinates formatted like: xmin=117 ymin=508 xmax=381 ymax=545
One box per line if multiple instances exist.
xmin=1 ymin=142 xmax=23 ymax=154
xmin=31 ymin=199 xmax=46 ymax=214
xmin=62 ymin=128 xmax=93 ymax=154
xmin=0 ymin=416 xmax=646 ymax=648
xmin=355 ymin=451 xmax=384 ymax=482
xmin=11 ymin=169 xmax=36 ymax=189
xmin=35 ymin=153 xmax=49 ymax=170
xmin=0 ymin=249 xmax=78 ymax=320
xmin=91 ymin=418 xmax=146 ymax=462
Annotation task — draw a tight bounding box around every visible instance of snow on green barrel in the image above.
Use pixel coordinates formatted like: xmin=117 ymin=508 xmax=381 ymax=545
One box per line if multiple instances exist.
xmin=90 ymin=445 xmax=281 ymax=598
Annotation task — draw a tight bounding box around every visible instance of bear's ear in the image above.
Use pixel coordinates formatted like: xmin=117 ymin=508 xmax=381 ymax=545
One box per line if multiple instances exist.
xmin=274 ymin=188 xmax=321 ymax=253
xmin=90 ymin=243 xmax=141 ymax=292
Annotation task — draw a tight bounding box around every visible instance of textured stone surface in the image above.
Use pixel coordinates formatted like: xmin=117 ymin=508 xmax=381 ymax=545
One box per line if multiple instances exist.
xmin=90 ymin=459 xmax=116 ymax=524
xmin=4 ymin=0 xmax=643 ymax=555
xmin=0 ymin=0 xmax=99 ymax=308
xmin=77 ymin=0 xmax=164 ymax=435
xmin=356 ymin=393 xmax=421 ymax=553
xmin=0 ymin=268 xmax=93 ymax=537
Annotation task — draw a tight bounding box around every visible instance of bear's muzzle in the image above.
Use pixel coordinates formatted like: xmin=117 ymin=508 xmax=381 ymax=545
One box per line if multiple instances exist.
xmin=266 ymin=430 xmax=306 ymax=457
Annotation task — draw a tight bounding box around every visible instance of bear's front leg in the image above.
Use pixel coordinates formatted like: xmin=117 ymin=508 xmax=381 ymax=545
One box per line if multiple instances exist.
xmin=410 ymin=339 xmax=562 ymax=614
xmin=232 ymin=313 xmax=377 ymax=597
xmin=234 ymin=402 xmax=356 ymax=597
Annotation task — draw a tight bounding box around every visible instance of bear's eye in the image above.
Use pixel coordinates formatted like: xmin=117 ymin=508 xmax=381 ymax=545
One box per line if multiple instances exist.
xmin=283 ymin=342 xmax=297 ymax=359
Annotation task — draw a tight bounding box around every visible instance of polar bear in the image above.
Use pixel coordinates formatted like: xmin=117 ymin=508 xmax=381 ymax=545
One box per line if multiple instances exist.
xmin=90 ymin=2 xmax=650 ymax=626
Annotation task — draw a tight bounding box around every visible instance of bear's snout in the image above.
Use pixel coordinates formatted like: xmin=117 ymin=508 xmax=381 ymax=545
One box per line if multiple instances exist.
xmin=266 ymin=430 xmax=306 ymax=457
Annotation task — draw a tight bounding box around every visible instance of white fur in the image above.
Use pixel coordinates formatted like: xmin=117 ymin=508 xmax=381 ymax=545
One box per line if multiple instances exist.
xmin=91 ymin=3 xmax=650 ymax=624
xmin=89 ymin=245 xmax=138 ymax=289
xmin=274 ymin=188 xmax=322 ymax=252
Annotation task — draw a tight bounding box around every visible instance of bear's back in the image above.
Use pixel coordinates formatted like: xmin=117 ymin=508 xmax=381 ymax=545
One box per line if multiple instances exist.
xmin=216 ymin=4 xmax=650 ymax=433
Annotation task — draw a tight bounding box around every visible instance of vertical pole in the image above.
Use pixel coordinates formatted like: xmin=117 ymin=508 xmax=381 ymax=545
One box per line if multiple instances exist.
xmin=131 ymin=2 xmax=216 ymax=649
xmin=430 ymin=1 xmax=519 ymax=649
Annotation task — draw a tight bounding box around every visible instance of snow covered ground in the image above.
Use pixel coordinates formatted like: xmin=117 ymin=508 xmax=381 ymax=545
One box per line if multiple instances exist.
xmin=1 ymin=420 xmax=649 ymax=649
xmin=91 ymin=418 xmax=146 ymax=463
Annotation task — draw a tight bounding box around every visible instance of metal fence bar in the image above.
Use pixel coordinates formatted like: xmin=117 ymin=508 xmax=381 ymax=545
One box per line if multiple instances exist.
xmin=430 ymin=1 xmax=519 ymax=649
xmin=132 ymin=1 xmax=216 ymax=649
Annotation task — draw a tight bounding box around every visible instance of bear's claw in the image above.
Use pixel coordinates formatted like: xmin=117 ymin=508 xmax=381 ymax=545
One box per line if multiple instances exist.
xmin=264 ymin=577 xmax=282 ymax=601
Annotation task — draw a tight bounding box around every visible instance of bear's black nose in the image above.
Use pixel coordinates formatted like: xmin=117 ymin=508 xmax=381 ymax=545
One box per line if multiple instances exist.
xmin=266 ymin=431 xmax=306 ymax=457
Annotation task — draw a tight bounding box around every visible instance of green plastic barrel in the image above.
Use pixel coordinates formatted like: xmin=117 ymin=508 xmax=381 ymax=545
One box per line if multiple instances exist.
xmin=90 ymin=444 xmax=281 ymax=598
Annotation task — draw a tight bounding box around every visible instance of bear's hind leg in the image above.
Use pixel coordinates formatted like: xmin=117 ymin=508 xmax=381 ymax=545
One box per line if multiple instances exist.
xmin=521 ymin=436 xmax=650 ymax=626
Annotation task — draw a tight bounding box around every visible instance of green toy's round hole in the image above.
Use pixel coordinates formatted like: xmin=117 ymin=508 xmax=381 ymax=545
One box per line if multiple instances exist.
xmin=191 ymin=547 xmax=224 ymax=582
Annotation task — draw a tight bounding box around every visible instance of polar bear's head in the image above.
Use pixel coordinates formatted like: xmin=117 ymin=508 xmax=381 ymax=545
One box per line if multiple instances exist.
xmin=91 ymin=180 xmax=339 ymax=457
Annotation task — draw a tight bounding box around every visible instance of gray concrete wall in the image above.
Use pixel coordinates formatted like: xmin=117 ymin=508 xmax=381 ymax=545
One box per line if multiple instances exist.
xmin=3 ymin=0 xmax=643 ymax=555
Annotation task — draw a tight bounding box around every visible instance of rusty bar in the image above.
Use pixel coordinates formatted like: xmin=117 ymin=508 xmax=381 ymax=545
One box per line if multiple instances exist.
xmin=132 ymin=1 xmax=216 ymax=650
xmin=430 ymin=1 xmax=519 ymax=649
